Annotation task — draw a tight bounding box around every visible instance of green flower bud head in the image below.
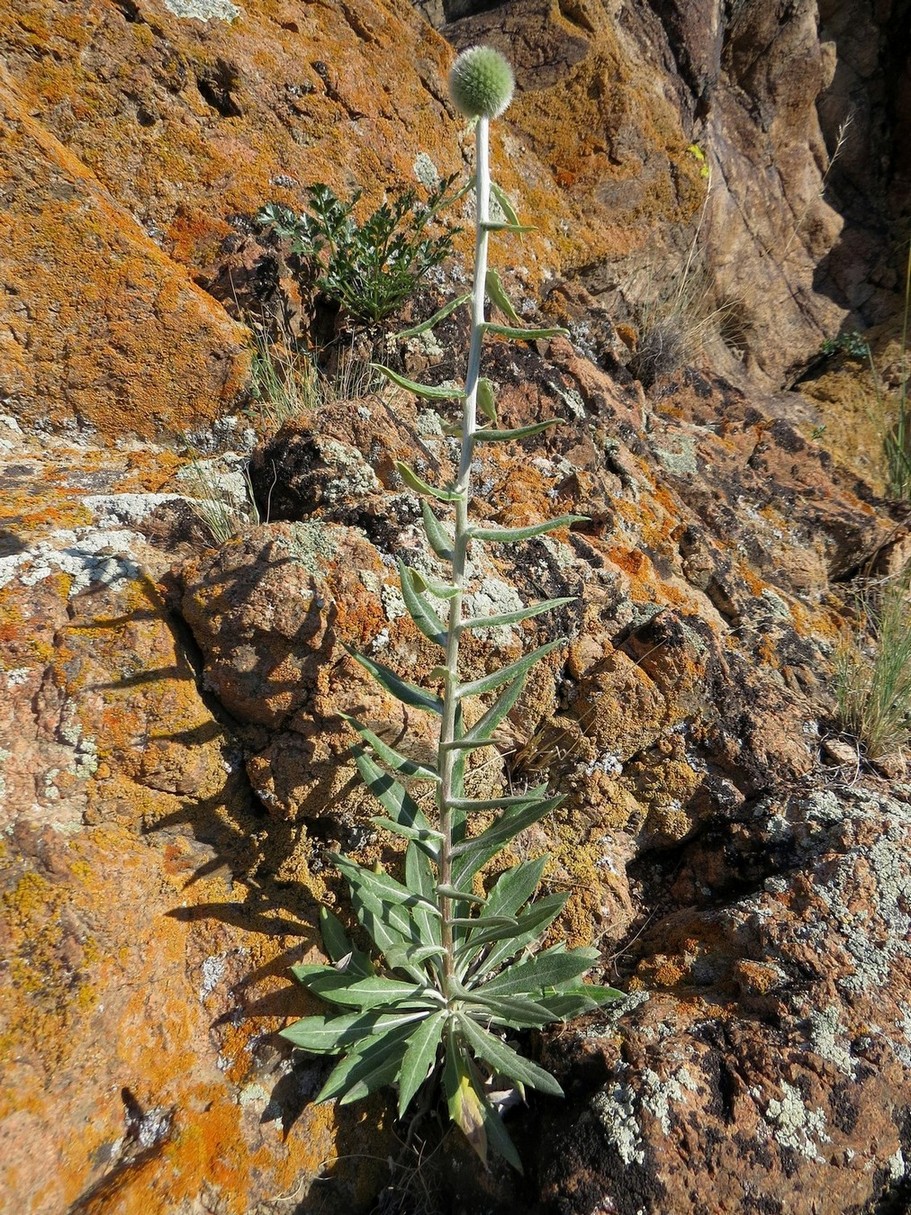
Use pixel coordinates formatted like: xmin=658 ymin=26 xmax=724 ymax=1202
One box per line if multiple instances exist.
xmin=449 ymin=46 xmax=514 ymax=120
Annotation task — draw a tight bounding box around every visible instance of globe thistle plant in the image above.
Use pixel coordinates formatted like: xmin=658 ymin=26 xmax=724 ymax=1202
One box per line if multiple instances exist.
xmin=280 ymin=46 xmax=622 ymax=1170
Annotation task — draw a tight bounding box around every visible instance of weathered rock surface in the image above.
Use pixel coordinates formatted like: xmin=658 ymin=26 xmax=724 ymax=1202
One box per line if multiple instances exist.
xmin=538 ymin=782 xmax=911 ymax=1215
xmin=2 ymin=0 xmax=911 ymax=1213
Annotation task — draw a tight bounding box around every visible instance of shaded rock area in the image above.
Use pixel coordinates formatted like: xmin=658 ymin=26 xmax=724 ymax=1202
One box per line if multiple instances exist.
xmin=2 ymin=1 xmax=911 ymax=1214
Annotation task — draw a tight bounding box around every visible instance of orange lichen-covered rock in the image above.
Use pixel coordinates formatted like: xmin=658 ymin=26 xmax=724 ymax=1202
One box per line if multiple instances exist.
xmin=0 ymin=79 xmax=250 ymax=439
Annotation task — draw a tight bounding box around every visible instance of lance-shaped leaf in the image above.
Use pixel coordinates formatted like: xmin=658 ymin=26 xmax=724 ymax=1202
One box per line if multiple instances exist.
xmin=280 ymin=1009 xmax=427 ymax=1054
xmin=421 ymin=501 xmax=454 ymax=561
xmin=318 ymin=906 xmax=375 ymax=978
xmin=396 ymin=292 xmax=471 ymax=338
xmin=461 ymin=990 xmax=558 ymax=1029
xmin=311 ymin=975 xmax=437 ymax=1011
xmin=481 ymin=220 xmax=536 ymax=234
xmin=341 ymin=713 xmax=437 ymax=782
xmin=396 ymin=460 xmax=463 ymax=503
xmin=369 ymin=816 xmax=443 ymax=856
xmin=478 ymin=893 xmax=570 ymax=975
xmin=477 ymin=377 xmax=498 ymax=423
xmin=444 ymin=1033 xmax=489 ymax=1165
xmin=490 ymin=181 xmax=523 ymax=228
xmin=346 ymin=646 xmax=442 ymax=715
xmin=405 ymin=564 xmax=460 ymax=600
xmin=456 ymin=1013 xmax=563 ymax=1096
xmin=460 ymin=595 xmax=575 ymax=633
xmin=485 ymin=267 xmax=521 ymax=323
xmin=442 ymin=670 xmax=527 ymax=755
xmin=397 ymin=1009 xmax=447 ymax=1118
xmin=317 ymin=1021 xmax=415 ymax=1103
xmin=405 ymin=843 xmax=443 ymax=952
xmin=383 ymin=942 xmax=446 ymax=972
xmin=532 ymin=986 xmax=625 ymax=1021
xmin=475 ymin=947 xmax=599 ymax=999
xmin=471 ymin=419 xmax=562 ymax=443
xmin=447 ymin=783 xmax=549 ymax=811
xmin=371 ymin=363 xmax=465 ymax=400
xmin=456 ymin=813 xmax=553 ymax=897
xmin=398 ymin=561 xmax=447 ymax=647
xmin=437 ymin=884 xmax=486 ymax=906
xmin=470 ymin=514 xmax=587 ymax=543
xmin=334 ymin=855 xmax=424 ymax=964
xmin=473 ymin=858 xmax=547 ymax=929
xmin=483 ymin=322 xmax=569 ymax=341
xmin=457 ymin=639 xmax=566 ymax=699
xmin=350 ymin=744 xmax=438 ymax=856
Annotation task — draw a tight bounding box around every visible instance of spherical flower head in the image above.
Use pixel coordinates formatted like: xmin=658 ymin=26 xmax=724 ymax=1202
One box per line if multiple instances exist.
xmin=448 ymin=46 xmax=514 ymax=120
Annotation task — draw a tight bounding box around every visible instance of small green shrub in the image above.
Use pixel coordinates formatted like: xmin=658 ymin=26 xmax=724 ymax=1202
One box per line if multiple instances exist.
xmin=835 ymin=567 xmax=911 ymax=762
xmin=256 ymin=176 xmax=460 ymax=325
xmin=279 ymin=46 xmax=622 ymax=1170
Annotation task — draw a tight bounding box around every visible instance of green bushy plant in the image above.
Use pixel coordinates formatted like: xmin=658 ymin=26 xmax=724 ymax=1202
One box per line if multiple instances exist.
xmin=279 ymin=46 xmax=622 ymax=1168
xmin=256 ymin=176 xmax=460 ymax=325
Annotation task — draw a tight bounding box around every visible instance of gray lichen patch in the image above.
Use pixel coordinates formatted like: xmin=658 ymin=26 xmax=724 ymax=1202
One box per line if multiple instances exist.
xmin=807 ymin=1007 xmax=855 ymax=1076
xmin=162 ymin=0 xmax=240 ymax=19
xmin=640 ymin=1066 xmax=699 ymax=1135
xmin=591 ymin=1082 xmax=646 ymax=1165
xmin=764 ymin=1081 xmax=830 ymax=1160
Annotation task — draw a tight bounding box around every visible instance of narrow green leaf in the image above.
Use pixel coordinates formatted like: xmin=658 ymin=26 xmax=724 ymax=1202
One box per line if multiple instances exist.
xmin=280 ymin=1009 xmax=426 ymax=1053
xmin=396 ymin=460 xmax=463 ymax=503
xmin=470 ymin=514 xmax=586 ymax=543
xmin=472 ymin=420 xmax=563 ymax=443
xmin=368 ymin=817 xmax=443 ymax=857
xmin=490 ymin=181 xmax=522 ymax=228
xmin=457 ymin=639 xmax=566 ymax=699
xmin=476 ymin=857 xmax=547 ymax=924
xmin=341 ymin=713 xmax=438 ymax=781
xmin=437 ymin=884 xmax=486 ymax=905
xmin=486 ymin=268 xmax=521 ymax=323
xmin=421 ymin=501 xmax=454 ymax=561
xmin=346 ymin=646 xmax=443 ymax=715
xmin=313 ymin=975 xmax=436 ymax=1010
xmin=461 ymin=991 xmax=558 ymax=1029
xmin=406 ymin=843 xmax=443 ymax=953
xmin=451 ymin=796 xmax=563 ymax=887
xmin=461 ymin=596 xmax=575 ymax=632
xmin=334 ymin=854 xmax=421 ymax=962
xmin=396 ymin=292 xmax=471 ymax=338
xmin=397 ymin=1010 xmax=447 ymax=1118
xmin=384 ymin=942 xmax=446 ymax=971
xmin=456 ymin=1014 xmax=563 ymax=1096
xmin=450 ymin=914 xmax=517 ymax=929
xmin=476 ymin=948 xmax=600 ymax=999
xmin=481 ymin=220 xmax=536 ymax=234
xmin=532 ymin=986 xmax=625 ymax=1021
xmin=316 ymin=1021 xmax=415 ymax=1103
xmin=318 ymin=906 xmax=373 ymax=976
xmin=448 ymin=671 xmax=527 ymax=752
xmin=477 ymin=377 xmax=498 ymax=424
xmin=483 ymin=323 xmax=568 ymax=341
xmin=350 ymin=745 xmax=437 ymax=853
xmin=480 ymin=893 xmax=570 ymax=975
xmin=398 ymin=561 xmax=447 ymax=647
xmin=371 ymin=363 xmax=465 ymax=400
xmin=448 ymin=784 xmax=549 ymax=811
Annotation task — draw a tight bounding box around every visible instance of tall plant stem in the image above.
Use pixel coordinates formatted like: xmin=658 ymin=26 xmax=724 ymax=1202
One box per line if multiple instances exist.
xmin=437 ymin=117 xmax=492 ymax=997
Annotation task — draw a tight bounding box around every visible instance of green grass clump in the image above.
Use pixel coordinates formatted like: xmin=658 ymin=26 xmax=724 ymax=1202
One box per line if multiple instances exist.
xmin=835 ymin=568 xmax=911 ymax=763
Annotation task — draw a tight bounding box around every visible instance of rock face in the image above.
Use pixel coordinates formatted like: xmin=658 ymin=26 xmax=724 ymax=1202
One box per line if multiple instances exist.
xmin=2 ymin=1 xmax=911 ymax=1214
